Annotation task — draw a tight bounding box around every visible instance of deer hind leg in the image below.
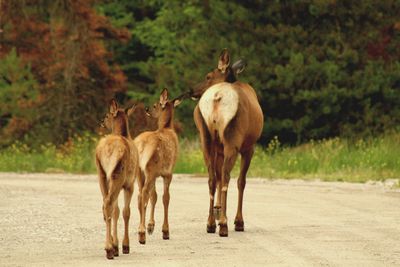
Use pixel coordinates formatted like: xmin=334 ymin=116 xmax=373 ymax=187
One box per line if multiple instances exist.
xmin=122 ymin=186 xmax=133 ymax=254
xmin=214 ymin=152 xmax=223 ymax=221
xmin=138 ymin=169 xmax=155 ymax=245
xmin=137 ymin=170 xmax=145 ymax=244
xmin=96 ymin=160 xmax=108 ymax=221
xmin=204 ymin=141 xmax=218 ymax=234
xmin=103 ymin=181 xmax=120 ymax=259
xmin=162 ymin=174 xmax=172 ymax=240
xmin=235 ymin=147 xmax=254 ymax=232
xmin=147 ymin=186 xmax=157 ymax=235
xmin=111 ymin=199 xmax=120 ymax=256
xmin=219 ymin=145 xmax=238 ymax=237
xmin=198 ymin=129 xmax=217 ymax=233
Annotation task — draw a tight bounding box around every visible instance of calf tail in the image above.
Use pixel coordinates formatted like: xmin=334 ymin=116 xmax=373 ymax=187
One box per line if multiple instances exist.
xmin=106 ymin=147 xmax=126 ymax=180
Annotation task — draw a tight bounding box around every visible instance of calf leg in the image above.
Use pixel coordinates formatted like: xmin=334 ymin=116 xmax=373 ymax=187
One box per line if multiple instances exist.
xmin=138 ymin=169 xmax=155 ymax=244
xmin=111 ymin=200 xmax=120 ymax=256
xmin=162 ymin=174 xmax=172 ymax=239
xmin=235 ymin=147 xmax=254 ymax=232
xmin=103 ymin=183 xmax=120 ymax=259
xmin=122 ymin=186 xmax=133 ymax=254
xmin=137 ymin=170 xmax=145 ymax=244
xmin=219 ymin=145 xmax=238 ymax=237
xmin=147 ymin=187 xmax=157 ymax=235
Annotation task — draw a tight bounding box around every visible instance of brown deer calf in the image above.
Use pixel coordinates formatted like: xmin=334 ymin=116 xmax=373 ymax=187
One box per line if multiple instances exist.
xmin=95 ymin=100 xmax=139 ymax=259
xmin=133 ymin=88 xmax=182 ymax=244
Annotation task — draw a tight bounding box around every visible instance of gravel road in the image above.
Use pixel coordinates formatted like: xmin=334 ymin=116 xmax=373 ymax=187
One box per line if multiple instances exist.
xmin=0 ymin=173 xmax=399 ymax=266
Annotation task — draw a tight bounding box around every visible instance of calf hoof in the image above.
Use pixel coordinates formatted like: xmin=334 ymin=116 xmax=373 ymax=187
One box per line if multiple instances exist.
xmin=147 ymin=223 xmax=155 ymax=235
xmin=234 ymin=220 xmax=244 ymax=232
xmin=219 ymin=223 xmax=228 ymax=237
xmin=105 ymin=248 xmax=114 ymax=260
xmin=207 ymin=224 xmax=216 ymax=233
xmin=138 ymin=232 xmax=146 ymax=245
xmin=122 ymin=245 xmax=129 ymax=254
xmin=162 ymin=230 xmax=170 ymax=240
xmin=113 ymin=245 xmax=119 ymax=257
xmin=213 ymin=206 xmax=221 ymax=221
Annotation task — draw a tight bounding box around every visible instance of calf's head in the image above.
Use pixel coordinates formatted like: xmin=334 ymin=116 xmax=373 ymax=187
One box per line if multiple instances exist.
xmin=101 ymin=99 xmax=135 ymax=137
xmin=146 ymin=88 xmax=182 ymax=129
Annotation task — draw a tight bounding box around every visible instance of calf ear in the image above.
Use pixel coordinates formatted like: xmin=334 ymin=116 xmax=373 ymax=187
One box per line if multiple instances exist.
xmin=218 ymin=48 xmax=230 ymax=73
xmin=125 ymin=104 xmax=136 ymax=117
xmin=173 ymin=98 xmax=182 ymax=107
xmin=160 ymin=88 xmax=168 ymax=108
xmin=231 ymin=59 xmax=246 ymax=75
xmin=109 ymin=99 xmax=118 ymax=117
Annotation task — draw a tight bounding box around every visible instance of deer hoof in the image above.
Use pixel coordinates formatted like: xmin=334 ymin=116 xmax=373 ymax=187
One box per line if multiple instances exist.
xmin=122 ymin=245 xmax=129 ymax=254
xmin=207 ymin=224 xmax=216 ymax=233
xmin=234 ymin=220 xmax=244 ymax=232
xmin=138 ymin=232 xmax=146 ymax=244
xmin=147 ymin=223 xmax=155 ymax=235
xmin=219 ymin=223 xmax=228 ymax=237
xmin=105 ymin=248 xmax=114 ymax=260
xmin=113 ymin=245 xmax=119 ymax=256
xmin=162 ymin=230 xmax=169 ymax=240
xmin=213 ymin=206 xmax=221 ymax=220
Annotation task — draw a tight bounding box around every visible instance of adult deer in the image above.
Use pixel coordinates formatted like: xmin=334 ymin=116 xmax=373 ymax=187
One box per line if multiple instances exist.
xmin=134 ymin=88 xmax=182 ymax=244
xmin=95 ymin=100 xmax=139 ymax=259
xmin=190 ymin=49 xmax=263 ymax=237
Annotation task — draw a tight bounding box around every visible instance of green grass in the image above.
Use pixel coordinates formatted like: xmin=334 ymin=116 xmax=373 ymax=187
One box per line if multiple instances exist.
xmin=0 ymin=133 xmax=97 ymax=173
xmin=242 ymin=135 xmax=400 ymax=182
xmin=0 ymin=133 xmax=399 ymax=183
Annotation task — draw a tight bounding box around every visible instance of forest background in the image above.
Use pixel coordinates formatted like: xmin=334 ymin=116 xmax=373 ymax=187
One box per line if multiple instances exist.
xmin=1 ymin=0 xmax=399 ymax=181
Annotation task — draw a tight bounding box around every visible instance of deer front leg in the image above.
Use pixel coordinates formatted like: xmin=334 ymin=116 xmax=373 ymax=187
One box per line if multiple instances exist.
xmin=147 ymin=187 xmax=157 ymax=235
xmin=122 ymin=186 xmax=133 ymax=254
xmin=235 ymin=147 xmax=254 ymax=232
xmin=162 ymin=174 xmax=172 ymax=239
xmin=219 ymin=146 xmax=238 ymax=237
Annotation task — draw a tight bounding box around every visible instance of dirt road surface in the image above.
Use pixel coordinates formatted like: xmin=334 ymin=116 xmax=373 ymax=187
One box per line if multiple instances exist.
xmin=0 ymin=173 xmax=399 ymax=266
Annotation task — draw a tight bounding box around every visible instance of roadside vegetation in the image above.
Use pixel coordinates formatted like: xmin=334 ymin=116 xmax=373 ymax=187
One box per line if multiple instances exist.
xmin=1 ymin=133 xmax=399 ymax=183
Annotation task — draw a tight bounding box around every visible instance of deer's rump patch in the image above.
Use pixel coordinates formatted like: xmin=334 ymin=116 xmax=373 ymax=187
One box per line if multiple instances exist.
xmin=199 ymin=82 xmax=239 ymax=138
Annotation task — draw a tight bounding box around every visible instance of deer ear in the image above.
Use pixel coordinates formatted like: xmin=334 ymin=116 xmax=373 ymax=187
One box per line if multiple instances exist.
xmin=231 ymin=59 xmax=246 ymax=75
xmin=160 ymin=88 xmax=168 ymax=108
xmin=125 ymin=104 xmax=136 ymax=117
xmin=109 ymin=99 xmax=118 ymax=116
xmin=218 ymin=48 xmax=230 ymax=73
xmin=173 ymin=98 xmax=182 ymax=107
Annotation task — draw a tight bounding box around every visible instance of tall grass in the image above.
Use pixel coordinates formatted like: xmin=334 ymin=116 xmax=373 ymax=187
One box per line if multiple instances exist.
xmin=243 ymin=135 xmax=400 ymax=182
xmin=0 ymin=133 xmax=97 ymax=173
xmin=0 ymin=132 xmax=399 ymax=182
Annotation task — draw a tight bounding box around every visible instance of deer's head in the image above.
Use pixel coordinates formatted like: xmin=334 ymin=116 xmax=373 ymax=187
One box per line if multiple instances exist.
xmin=190 ymin=48 xmax=246 ymax=100
xmin=146 ymin=88 xmax=182 ymax=129
xmin=101 ymin=99 xmax=135 ymax=137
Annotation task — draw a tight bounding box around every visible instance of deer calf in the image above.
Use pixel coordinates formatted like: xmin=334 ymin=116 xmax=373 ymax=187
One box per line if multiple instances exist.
xmin=95 ymin=100 xmax=139 ymax=259
xmin=134 ymin=88 xmax=182 ymax=244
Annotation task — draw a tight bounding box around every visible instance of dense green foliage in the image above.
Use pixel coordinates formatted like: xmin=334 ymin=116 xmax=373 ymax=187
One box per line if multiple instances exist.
xmin=1 ymin=1 xmax=400 ymax=146
xmin=100 ymin=0 xmax=400 ymax=144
